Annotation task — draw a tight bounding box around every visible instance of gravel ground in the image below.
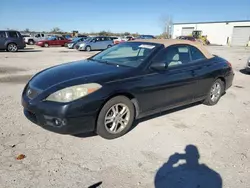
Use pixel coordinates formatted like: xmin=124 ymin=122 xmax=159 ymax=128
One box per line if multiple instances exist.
xmin=0 ymin=46 xmax=250 ymax=188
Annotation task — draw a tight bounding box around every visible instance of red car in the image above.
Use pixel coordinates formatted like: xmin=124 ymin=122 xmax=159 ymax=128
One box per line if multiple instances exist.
xmin=176 ymin=36 xmax=196 ymax=41
xmin=36 ymin=36 xmax=71 ymax=47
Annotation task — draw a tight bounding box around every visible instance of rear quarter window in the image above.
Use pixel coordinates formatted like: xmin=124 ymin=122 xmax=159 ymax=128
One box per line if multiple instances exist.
xmin=8 ymin=31 xmax=19 ymax=38
xmin=190 ymin=46 xmax=206 ymax=61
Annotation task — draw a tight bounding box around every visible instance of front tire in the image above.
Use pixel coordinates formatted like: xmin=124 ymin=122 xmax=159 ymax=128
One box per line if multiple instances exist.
xmin=203 ymin=79 xmax=224 ymax=106
xmin=44 ymin=43 xmax=49 ymax=47
xmin=85 ymin=46 xmax=91 ymax=52
xmin=7 ymin=43 xmax=18 ymax=52
xmin=96 ymin=96 xmax=135 ymax=139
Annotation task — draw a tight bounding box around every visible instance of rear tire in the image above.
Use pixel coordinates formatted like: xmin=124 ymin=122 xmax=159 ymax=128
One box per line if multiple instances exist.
xmin=85 ymin=46 xmax=91 ymax=52
xmin=28 ymin=39 xmax=34 ymax=45
xmin=203 ymin=79 xmax=224 ymax=106
xmin=7 ymin=43 xmax=18 ymax=52
xmin=44 ymin=43 xmax=49 ymax=47
xmin=96 ymin=96 xmax=135 ymax=139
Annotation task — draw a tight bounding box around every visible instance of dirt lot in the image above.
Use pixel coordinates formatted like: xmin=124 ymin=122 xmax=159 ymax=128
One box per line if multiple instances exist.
xmin=0 ymin=46 xmax=250 ymax=188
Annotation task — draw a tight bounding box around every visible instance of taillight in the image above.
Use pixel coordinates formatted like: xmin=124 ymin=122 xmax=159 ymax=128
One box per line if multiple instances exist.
xmin=227 ymin=61 xmax=232 ymax=68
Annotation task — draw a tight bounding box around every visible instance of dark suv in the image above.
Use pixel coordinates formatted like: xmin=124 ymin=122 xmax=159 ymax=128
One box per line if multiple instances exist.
xmin=0 ymin=30 xmax=26 ymax=52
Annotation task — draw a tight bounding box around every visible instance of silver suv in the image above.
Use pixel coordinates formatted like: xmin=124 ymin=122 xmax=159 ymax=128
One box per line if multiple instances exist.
xmin=77 ymin=36 xmax=113 ymax=51
xmin=22 ymin=33 xmax=49 ymax=45
xmin=0 ymin=30 xmax=26 ymax=52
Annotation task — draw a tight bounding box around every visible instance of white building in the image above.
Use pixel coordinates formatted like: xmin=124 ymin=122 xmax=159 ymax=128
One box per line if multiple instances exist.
xmin=172 ymin=20 xmax=250 ymax=46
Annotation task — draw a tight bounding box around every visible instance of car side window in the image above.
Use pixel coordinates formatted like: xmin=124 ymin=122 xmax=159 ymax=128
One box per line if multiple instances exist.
xmin=153 ymin=45 xmax=191 ymax=67
xmin=8 ymin=31 xmax=18 ymax=38
xmin=35 ymin=34 xmax=41 ymax=38
xmin=190 ymin=46 xmax=206 ymax=61
xmin=0 ymin=31 xmax=6 ymax=38
xmin=41 ymin=34 xmax=44 ymax=37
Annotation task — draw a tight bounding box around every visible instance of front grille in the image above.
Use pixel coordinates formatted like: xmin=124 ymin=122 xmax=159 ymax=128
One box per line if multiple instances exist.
xmin=26 ymin=86 xmax=41 ymax=99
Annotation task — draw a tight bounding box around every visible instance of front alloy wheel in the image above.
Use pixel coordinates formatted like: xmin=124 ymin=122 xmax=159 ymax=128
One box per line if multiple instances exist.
xmin=104 ymin=103 xmax=130 ymax=134
xmin=96 ymin=96 xmax=135 ymax=139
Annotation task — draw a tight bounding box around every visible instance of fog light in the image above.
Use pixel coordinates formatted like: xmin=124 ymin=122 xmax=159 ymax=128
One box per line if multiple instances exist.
xmin=53 ymin=118 xmax=62 ymax=126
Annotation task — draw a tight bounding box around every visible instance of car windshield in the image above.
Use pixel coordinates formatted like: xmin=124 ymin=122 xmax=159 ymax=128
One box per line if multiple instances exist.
xmin=72 ymin=37 xmax=81 ymax=42
xmin=91 ymin=42 xmax=157 ymax=68
xmin=85 ymin=37 xmax=94 ymax=42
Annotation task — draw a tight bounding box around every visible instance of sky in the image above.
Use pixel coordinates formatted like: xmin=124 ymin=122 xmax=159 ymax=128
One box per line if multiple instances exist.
xmin=0 ymin=0 xmax=250 ymax=35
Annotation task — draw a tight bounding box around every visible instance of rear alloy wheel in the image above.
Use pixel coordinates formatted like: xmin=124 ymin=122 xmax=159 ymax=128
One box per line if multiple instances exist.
xmin=203 ymin=79 xmax=224 ymax=106
xmin=85 ymin=46 xmax=91 ymax=52
xmin=44 ymin=43 xmax=49 ymax=47
xmin=96 ymin=96 xmax=135 ymax=139
xmin=7 ymin=43 xmax=18 ymax=52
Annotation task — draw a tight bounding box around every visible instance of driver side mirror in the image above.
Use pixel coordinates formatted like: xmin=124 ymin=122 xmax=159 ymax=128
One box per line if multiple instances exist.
xmin=150 ymin=61 xmax=168 ymax=71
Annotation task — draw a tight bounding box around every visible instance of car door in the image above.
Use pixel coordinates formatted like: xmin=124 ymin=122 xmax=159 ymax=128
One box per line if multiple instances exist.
xmin=0 ymin=31 xmax=6 ymax=49
xmin=188 ymin=45 xmax=215 ymax=99
xmin=50 ymin=37 xmax=59 ymax=46
xmin=91 ymin=37 xmax=101 ymax=50
xmin=58 ymin=37 xmax=66 ymax=46
xmin=102 ymin=37 xmax=111 ymax=49
xmin=137 ymin=45 xmax=199 ymax=114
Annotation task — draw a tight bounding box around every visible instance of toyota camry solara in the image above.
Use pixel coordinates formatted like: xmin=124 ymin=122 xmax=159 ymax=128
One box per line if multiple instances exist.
xmin=22 ymin=39 xmax=234 ymax=139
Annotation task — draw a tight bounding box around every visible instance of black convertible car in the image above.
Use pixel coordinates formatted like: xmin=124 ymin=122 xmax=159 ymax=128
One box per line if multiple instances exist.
xmin=22 ymin=39 xmax=234 ymax=139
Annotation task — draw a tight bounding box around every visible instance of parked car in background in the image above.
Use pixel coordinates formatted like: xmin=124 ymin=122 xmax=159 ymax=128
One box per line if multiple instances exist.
xmin=23 ymin=33 xmax=49 ymax=45
xmin=77 ymin=36 xmax=113 ymax=51
xmin=137 ymin=35 xmax=156 ymax=39
xmin=22 ymin=39 xmax=234 ymax=139
xmin=113 ymin=36 xmax=134 ymax=45
xmin=62 ymin=34 xmax=72 ymax=40
xmin=67 ymin=37 xmax=87 ymax=49
xmin=246 ymin=57 xmax=250 ymax=73
xmin=36 ymin=36 xmax=71 ymax=47
xmin=176 ymin=36 xmax=196 ymax=41
xmin=0 ymin=30 xmax=26 ymax=52
xmin=78 ymin=35 xmax=88 ymax=38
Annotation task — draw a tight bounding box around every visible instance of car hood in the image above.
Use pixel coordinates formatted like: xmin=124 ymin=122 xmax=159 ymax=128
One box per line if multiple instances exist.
xmin=29 ymin=59 xmax=133 ymax=90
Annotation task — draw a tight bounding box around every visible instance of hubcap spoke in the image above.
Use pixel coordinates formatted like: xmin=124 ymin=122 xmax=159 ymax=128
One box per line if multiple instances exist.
xmin=210 ymin=82 xmax=221 ymax=102
xmin=104 ymin=103 xmax=130 ymax=134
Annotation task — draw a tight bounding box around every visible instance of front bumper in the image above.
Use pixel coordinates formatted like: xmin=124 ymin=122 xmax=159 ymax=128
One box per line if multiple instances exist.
xmin=22 ymin=94 xmax=99 ymax=135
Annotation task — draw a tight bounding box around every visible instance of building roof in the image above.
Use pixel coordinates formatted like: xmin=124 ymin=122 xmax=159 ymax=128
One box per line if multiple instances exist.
xmin=174 ymin=20 xmax=250 ymax=25
xmin=132 ymin=39 xmax=214 ymax=59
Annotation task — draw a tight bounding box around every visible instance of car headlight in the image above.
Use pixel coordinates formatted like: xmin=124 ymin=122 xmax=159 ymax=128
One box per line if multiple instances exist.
xmin=46 ymin=83 xmax=102 ymax=103
xmin=79 ymin=43 xmax=86 ymax=47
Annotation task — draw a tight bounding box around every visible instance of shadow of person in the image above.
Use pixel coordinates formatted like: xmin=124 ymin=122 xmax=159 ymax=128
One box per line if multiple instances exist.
xmin=155 ymin=145 xmax=222 ymax=188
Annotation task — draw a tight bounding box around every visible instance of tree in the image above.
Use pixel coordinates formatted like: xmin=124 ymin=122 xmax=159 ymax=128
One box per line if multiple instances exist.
xmin=98 ymin=30 xmax=110 ymax=36
xmin=24 ymin=28 xmax=30 ymax=33
xmin=159 ymin=15 xmax=173 ymax=38
xmin=51 ymin=27 xmax=62 ymax=34
xmin=124 ymin=32 xmax=130 ymax=36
